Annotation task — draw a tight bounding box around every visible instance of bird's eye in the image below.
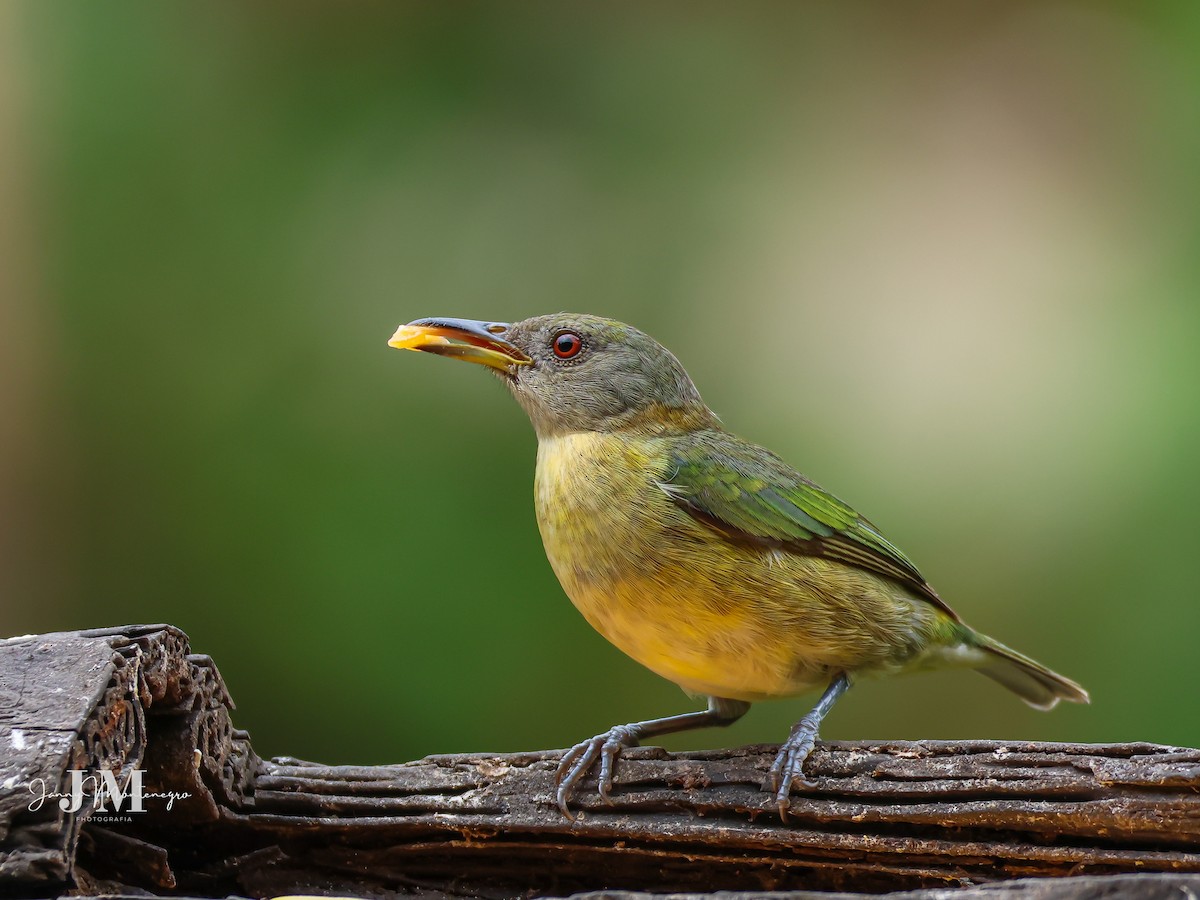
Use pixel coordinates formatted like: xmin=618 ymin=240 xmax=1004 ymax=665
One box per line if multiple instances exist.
xmin=551 ymin=330 xmax=583 ymax=359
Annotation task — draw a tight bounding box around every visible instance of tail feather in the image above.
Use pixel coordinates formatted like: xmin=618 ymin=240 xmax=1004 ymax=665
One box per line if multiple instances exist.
xmin=971 ymin=633 xmax=1090 ymax=710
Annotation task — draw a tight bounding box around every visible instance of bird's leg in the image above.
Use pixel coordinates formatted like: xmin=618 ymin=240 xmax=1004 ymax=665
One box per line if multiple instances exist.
xmin=769 ymin=672 xmax=850 ymax=820
xmin=556 ymin=696 xmax=749 ymax=818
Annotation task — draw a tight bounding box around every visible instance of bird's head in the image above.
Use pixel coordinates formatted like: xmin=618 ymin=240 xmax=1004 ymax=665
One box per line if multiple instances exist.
xmin=389 ymin=313 xmax=716 ymax=438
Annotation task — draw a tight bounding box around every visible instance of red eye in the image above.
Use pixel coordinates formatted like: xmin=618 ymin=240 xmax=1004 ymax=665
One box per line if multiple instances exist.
xmin=552 ymin=330 xmax=583 ymax=359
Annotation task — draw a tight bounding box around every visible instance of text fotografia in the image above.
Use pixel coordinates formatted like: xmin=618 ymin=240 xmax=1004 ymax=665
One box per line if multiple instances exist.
xmin=28 ymin=768 xmax=191 ymax=814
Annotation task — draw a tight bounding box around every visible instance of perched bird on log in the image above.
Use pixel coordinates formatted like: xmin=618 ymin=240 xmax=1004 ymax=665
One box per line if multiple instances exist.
xmin=389 ymin=314 xmax=1088 ymax=819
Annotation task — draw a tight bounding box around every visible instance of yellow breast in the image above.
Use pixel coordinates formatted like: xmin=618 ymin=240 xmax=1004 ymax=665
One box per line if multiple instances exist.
xmin=534 ymin=431 xmax=946 ymax=701
xmin=536 ymin=431 xmax=749 ymax=693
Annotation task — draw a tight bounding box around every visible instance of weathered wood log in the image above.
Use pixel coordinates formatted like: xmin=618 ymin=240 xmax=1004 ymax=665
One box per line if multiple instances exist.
xmin=1 ymin=625 xmax=1198 ymax=900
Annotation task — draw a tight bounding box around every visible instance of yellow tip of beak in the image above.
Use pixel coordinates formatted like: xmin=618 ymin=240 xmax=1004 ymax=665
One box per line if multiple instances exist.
xmin=388 ymin=324 xmax=448 ymax=351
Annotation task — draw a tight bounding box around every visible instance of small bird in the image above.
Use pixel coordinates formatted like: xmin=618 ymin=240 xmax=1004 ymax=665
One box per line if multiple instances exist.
xmin=389 ymin=314 xmax=1088 ymax=819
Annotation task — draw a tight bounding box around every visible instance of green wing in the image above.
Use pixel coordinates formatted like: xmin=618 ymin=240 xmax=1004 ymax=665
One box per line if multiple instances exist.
xmin=663 ymin=433 xmax=958 ymax=620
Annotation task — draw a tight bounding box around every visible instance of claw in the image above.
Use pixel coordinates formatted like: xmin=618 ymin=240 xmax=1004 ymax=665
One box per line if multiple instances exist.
xmin=768 ymin=715 xmax=821 ymax=821
xmin=555 ymin=742 xmax=587 ymax=785
xmin=553 ymin=700 xmax=753 ymax=819
xmin=597 ymin=747 xmax=616 ymax=802
xmin=764 ymin=675 xmax=849 ymax=821
xmin=596 ymin=730 xmax=633 ymax=802
xmin=555 ymin=723 xmax=642 ymax=818
xmin=555 ymin=739 xmax=601 ymax=818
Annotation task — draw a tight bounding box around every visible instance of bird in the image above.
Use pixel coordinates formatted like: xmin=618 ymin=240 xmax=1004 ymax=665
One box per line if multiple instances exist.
xmin=388 ymin=313 xmax=1088 ymax=819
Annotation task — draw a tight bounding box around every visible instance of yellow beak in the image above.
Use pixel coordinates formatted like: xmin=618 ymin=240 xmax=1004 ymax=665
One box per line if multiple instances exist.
xmin=388 ymin=317 xmax=532 ymax=374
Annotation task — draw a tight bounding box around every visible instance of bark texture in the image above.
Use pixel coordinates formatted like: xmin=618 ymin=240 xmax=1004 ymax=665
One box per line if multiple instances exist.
xmin=0 ymin=625 xmax=1197 ymax=900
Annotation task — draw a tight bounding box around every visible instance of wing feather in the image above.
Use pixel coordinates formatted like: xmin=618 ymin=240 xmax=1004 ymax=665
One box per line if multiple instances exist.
xmin=665 ymin=433 xmax=959 ymax=621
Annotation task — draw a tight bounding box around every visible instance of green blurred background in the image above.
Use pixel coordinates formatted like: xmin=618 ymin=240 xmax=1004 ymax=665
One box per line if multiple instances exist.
xmin=2 ymin=2 xmax=1198 ymax=763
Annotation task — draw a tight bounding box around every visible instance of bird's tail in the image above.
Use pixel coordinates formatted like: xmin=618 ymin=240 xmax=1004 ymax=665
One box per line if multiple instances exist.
xmin=970 ymin=632 xmax=1090 ymax=710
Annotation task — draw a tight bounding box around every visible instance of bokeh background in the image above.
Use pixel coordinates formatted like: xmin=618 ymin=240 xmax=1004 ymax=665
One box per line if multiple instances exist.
xmin=2 ymin=2 xmax=1198 ymax=764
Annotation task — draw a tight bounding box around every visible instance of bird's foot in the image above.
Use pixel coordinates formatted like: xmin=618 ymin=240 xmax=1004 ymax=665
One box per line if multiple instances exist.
xmin=555 ymin=722 xmax=642 ymax=819
xmin=768 ymin=712 xmax=822 ymax=821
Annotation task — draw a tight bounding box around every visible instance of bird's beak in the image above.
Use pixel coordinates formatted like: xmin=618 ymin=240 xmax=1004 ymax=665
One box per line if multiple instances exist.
xmin=388 ymin=317 xmax=532 ymax=374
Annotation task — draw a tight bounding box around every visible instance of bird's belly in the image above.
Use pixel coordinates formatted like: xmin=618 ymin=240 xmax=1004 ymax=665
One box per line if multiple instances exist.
xmin=535 ymin=433 xmax=943 ymax=701
xmin=562 ymin=566 xmax=823 ymax=701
